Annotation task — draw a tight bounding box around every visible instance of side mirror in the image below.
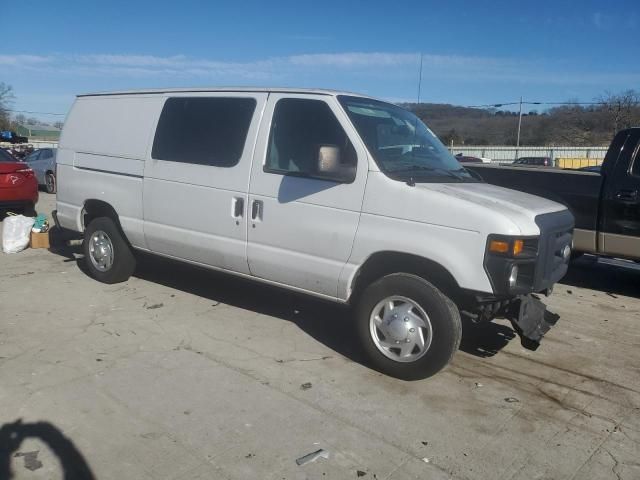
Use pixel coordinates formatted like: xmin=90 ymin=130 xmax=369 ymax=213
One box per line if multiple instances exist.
xmin=317 ymin=145 xmax=355 ymax=182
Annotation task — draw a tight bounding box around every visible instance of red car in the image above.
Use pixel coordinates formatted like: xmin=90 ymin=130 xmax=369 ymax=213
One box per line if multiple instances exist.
xmin=0 ymin=148 xmax=38 ymax=214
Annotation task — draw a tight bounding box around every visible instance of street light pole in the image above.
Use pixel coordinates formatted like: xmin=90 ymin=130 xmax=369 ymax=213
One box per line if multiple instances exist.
xmin=516 ymin=96 xmax=523 ymax=148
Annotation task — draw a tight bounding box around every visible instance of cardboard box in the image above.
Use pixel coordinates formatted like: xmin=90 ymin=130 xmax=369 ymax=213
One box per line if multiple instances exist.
xmin=30 ymin=231 xmax=50 ymax=249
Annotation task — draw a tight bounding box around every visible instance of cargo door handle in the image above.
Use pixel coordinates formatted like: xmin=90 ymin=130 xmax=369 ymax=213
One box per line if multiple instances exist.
xmin=615 ymin=190 xmax=638 ymax=202
xmin=251 ymin=200 xmax=263 ymax=221
xmin=232 ymin=197 xmax=244 ymax=218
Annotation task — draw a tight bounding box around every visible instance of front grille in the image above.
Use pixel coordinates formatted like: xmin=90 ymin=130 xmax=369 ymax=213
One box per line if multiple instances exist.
xmin=534 ymin=210 xmax=574 ymax=291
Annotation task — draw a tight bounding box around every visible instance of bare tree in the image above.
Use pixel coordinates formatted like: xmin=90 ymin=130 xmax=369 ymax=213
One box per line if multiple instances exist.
xmin=0 ymin=82 xmax=14 ymax=130
xmin=598 ymin=90 xmax=640 ymax=136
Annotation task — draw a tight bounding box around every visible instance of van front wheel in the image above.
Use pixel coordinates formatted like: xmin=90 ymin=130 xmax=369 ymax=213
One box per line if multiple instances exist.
xmin=355 ymin=273 xmax=461 ymax=380
xmin=83 ymin=217 xmax=136 ymax=284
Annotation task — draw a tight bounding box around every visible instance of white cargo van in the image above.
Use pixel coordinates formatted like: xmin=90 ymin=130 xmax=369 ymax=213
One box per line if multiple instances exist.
xmin=55 ymin=88 xmax=573 ymax=379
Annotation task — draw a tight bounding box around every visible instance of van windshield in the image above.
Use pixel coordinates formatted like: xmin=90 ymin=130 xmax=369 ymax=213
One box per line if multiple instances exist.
xmin=338 ymin=95 xmax=477 ymax=182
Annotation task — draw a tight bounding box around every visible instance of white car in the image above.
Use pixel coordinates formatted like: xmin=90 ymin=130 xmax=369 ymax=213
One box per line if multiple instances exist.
xmin=25 ymin=148 xmax=57 ymax=193
xmin=54 ymin=87 xmax=573 ymax=379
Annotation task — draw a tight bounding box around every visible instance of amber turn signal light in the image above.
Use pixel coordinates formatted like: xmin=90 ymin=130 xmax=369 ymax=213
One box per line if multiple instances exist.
xmin=489 ymin=238 xmax=525 ymax=256
xmin=513 ymin=239 xmax=524 ymax=256
xmin=488 ymin=240 xmax=510 ymax=254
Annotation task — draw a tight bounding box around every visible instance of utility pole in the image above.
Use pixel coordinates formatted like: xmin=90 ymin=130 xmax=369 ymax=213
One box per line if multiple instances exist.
xmin=516 ymin=96 xmax=523 ymax=148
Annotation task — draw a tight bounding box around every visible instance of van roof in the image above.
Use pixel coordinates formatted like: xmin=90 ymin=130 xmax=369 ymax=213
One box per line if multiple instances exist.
xmin=78 ymin=87 xmax=375 ymax=98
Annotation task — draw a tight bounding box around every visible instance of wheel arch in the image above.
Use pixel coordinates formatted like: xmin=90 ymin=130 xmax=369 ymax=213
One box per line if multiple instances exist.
xmin=81 ymin=199 xmax=122 ymax=233
xmin=348 ymin=251 xmax=462 ymax=304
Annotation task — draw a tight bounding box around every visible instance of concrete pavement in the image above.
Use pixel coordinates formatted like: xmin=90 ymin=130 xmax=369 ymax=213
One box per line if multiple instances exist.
xmin=1 ymin=193 xmax=639 ymax=479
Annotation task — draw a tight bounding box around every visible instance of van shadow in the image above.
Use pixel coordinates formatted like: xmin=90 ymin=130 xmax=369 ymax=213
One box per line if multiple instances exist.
xmin=0 ymin=419 xmax=95 ymax=480
xmin=48 ymin=240 xmax=516 ymax=364
xmin=459 ymin=318 xmax=516 ymax=358
xmin=277 ymin=175 xmax=336 ymax=203
xmin=137 ymin=254 xmax=517 ymax=360
xmin=561 ymin=255 xmax=640 ymax=298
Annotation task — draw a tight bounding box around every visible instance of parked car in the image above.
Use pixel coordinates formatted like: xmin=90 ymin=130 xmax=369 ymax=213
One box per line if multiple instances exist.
xmin=7 ymin=144 xmax=35 ymax=161
xmin=55 ymin=87 xmax=573 ymax=379
xmin=512 ymin=157 xmax=554 ymax=167
xmin=0 ymin=148 xmax=38 ymax=214
xmin=25 ymin=148 xmax=57 ymax=193
xmin=466 ymin=128 xmax=640 ymax=262
xmin=577 ymin=165 xmax=601 ymax=173
xmin=454 ymin=153 xmax=483 ymax=163
xmin=0 ymin=131 xmax=28 ymax=144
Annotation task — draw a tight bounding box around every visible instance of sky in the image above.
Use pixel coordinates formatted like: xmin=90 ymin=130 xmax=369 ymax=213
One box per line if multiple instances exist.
xmin=1 ymin=0 xmax=639 ymax=122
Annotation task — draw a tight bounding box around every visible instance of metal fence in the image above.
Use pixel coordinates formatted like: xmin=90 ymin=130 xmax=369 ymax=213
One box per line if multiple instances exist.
xmin=0 ymin=140 xmax=60 ymax=149
xmin=448 ymin=145 xmax=608 ymax=167
xmin=1 ymin=141 xmax=609 ymax=168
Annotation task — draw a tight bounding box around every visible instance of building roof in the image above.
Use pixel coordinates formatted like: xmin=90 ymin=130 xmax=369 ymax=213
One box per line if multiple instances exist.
xmin=78 ymin=86 xmax=374 ymax=98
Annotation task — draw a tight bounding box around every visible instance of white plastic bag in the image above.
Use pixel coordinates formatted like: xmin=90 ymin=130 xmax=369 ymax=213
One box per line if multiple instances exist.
xmin=2 ymin=215 xmax=35 ymax=254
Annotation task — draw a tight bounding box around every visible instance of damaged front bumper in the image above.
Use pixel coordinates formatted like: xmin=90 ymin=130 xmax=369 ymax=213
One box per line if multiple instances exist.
xmin=506 ymin=294 xmax=559 ymax=350
xmin=461 ymin=293 xmax=559 ymax=350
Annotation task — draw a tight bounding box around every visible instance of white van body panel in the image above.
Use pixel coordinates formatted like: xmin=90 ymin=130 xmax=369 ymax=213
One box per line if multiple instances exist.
xmin=60 ymin=95 xmax=161 ymax=160
xmin=56 ymin=96 xmax=163 ymax=249
xmin=337 ymin=172 xmax=566 ymax=298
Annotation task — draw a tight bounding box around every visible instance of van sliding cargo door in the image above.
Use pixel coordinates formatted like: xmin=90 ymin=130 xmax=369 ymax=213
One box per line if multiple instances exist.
xmin=143 ymin=93 xmax=268 ymax=274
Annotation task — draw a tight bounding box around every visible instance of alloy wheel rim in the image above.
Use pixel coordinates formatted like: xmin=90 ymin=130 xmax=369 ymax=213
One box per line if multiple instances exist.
xmin=88 ymin=230 xmax=114 ymax=272
xmin=369 ymin=295 xmax=433 ymax=363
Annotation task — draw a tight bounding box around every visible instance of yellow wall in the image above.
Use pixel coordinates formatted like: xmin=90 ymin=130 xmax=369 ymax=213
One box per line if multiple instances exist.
xmin=556 ymin=158 xmax=603 ymax=169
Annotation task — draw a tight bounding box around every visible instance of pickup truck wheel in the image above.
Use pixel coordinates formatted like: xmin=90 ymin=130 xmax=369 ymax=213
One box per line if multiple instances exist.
xmin=355 ymin=273 xmax=461 ymax=380
xmin=83 ymin=217 xmax=136 ymax=284
xmin=45 ymin=173 xmax=56 ymax=194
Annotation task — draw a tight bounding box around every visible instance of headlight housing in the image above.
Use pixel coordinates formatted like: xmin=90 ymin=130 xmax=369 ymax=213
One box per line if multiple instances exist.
xmin=484 ymin=235 xmax=538 ymax=295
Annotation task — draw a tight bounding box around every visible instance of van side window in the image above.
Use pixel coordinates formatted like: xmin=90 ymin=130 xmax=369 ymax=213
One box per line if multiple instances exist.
xmin=152 ymin=97 xmax=257 ymax=167
xmin=265 ymin=98 xmax=356 ymax=181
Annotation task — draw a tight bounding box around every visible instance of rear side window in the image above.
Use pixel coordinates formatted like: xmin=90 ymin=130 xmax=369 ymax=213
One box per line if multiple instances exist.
xmin=152 ymin=97 xmax=257 ymax=167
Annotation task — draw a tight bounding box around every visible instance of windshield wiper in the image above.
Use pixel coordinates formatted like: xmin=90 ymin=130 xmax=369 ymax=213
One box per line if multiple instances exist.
xmin=388 ymin=165 xmax=464 ymax=180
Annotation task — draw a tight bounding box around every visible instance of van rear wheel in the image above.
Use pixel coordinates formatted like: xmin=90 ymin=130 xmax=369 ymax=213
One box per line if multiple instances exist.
xmin=355 ymin=273 xmax=461 ymax=380
xmin=83 ymin=217 xmax=136 ymax=284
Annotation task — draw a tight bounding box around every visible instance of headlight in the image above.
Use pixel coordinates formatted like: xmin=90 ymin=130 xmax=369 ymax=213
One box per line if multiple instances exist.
xmin=484 ymin=235 xmax=538 ymax=295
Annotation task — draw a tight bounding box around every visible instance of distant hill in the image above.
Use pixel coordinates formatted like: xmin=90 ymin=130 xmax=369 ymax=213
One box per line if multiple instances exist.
xmin=402 ymin=93 xmax=640 ymax=146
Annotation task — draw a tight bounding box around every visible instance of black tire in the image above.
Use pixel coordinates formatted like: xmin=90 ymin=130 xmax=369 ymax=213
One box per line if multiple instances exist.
xmin=83 ymin=216 xmax=136 ymax=284
xmin=355 ymin=273 xmax=462 ymax=380
xmin=45 ymin=172 xmax=56 ymax=194
xmin=23 ymin=203 xmax=37 ymax=217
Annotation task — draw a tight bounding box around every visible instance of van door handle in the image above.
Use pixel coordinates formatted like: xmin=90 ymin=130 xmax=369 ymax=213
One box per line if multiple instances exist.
xmin=615 ymin=190 xmax=638 ymax=202
xmin=251 ymin=199 xmax=263 ymax=221
xmin=232 ymin=197 xmax=244 ymax=218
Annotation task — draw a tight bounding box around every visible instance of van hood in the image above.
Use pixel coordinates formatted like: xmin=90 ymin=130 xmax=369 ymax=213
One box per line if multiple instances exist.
xmin=417 ymin=182 xmax=566 ymax=231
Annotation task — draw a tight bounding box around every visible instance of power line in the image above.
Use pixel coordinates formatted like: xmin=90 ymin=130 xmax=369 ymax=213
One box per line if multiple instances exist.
xmin=466 ymin=100 xmax=607 ymax=109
